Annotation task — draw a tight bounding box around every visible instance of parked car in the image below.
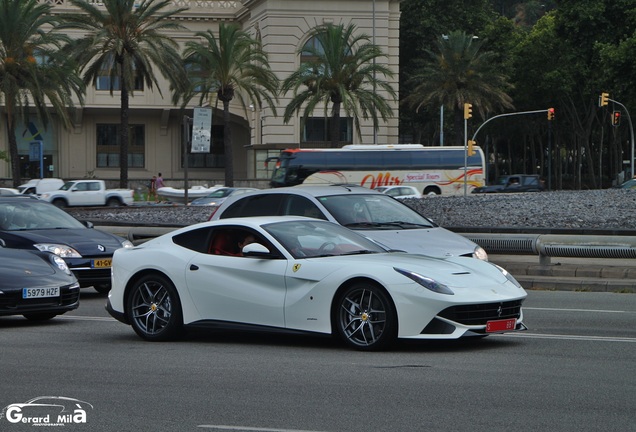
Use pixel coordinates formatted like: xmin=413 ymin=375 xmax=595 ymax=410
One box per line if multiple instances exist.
xmin=472 ymin=174 xmax=545 ymax=193
xmin=374 ymin=185 xmax=422 ymax=199
xmin=17 ymin=178 xmax=65 ymax=196
xmin=616 ymin=178 xmax=636 ymax=189
xmin=209 ymin=186 xmax=488 ymax=260
xmin=0 ymin=187 xmax=20 ymax=196
xmin=40 ymin=179 xmax=133 ymax=207
xmin=0 ymin=247 xmax=80 ymax=320
xmin=0 ymin=195 xmax=133 ymax=293
xmin=106 ymin=217 xmax=527 ymax=350
xmin=190 ymin=187 xmax=259 ymax=206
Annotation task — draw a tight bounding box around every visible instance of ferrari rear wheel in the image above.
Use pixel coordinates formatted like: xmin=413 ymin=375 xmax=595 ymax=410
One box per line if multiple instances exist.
xmin=127 ymin=274 xmax=183 ymax=341
xmin=334 ymin=283 xmax=397 ymax=351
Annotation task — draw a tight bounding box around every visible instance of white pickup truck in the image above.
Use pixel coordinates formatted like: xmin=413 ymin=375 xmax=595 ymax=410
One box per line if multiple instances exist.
xmin=40 ymin=179 xmax=134 ymax=207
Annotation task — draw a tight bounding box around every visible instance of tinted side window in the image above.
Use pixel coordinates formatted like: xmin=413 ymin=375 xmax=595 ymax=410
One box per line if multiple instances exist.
xmin=220 ymin=194 xmax=286 ymax=218
xmin=172 ymin=227 xmax=213 ymax=253
xmin=284 ymin=196 xmax=328 ymax=219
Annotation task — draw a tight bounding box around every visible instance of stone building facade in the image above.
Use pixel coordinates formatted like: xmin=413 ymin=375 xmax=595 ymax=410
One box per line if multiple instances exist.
xmin=0 ymin=0 xmax=401 ymax=189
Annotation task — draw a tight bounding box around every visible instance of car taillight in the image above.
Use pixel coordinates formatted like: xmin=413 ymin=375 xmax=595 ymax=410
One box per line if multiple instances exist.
xmin=208 ymin=207 xmax=219 ymax=221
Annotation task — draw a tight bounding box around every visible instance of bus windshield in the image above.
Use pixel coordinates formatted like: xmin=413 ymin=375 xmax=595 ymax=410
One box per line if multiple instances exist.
xmin=269 ymin=145 xmax=485 ymax=196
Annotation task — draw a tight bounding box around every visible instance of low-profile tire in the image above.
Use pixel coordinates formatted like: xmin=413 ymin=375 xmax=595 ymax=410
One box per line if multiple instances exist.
xmin=126 ymin=273 xmax=183 ymax=341
xmin=23 ymin=313 xmax=57 ymax=321
xmin=94 ymin=284 xmax=110 ymax=294
xmin=333 ymin=282 xmax=397 ymax=351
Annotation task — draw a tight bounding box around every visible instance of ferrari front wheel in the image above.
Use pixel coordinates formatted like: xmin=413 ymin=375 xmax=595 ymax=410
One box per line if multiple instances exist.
xmin=126 ymin=273 xmax=183 ymax=341
xmin=334 ymin=283 xmax=397 ymax=351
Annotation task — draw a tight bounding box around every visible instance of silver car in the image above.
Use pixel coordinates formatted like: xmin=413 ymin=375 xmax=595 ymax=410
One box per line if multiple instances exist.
xmin=190 ymin=187 xmax=259 ymax=206
xmin=209 ymin=185 xmax=487 ymax=260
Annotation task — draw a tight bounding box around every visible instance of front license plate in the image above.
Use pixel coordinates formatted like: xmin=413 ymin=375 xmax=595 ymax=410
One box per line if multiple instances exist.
xmin=92 ymin=258 xmax=112 ymax=268
xmin=486 ymin=318 xmax=517 ymax=333
xmin=23 ymin=287 xmax=60 ymax=299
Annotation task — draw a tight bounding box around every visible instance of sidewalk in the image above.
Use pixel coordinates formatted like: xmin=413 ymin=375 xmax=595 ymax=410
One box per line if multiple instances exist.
xmin=490 ymin=255 xmax=636 ymax=293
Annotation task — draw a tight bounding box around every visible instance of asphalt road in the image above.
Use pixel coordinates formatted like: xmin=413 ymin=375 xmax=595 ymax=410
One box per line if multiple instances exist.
xmin=0 ymin=290 xmax=634 ymax=432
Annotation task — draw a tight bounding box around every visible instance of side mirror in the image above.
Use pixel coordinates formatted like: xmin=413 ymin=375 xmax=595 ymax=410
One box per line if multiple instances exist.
xmin=242 ymin=243 xmax=272 ymax=257
xmin=82 ymin=220 xmax=94 ymax=229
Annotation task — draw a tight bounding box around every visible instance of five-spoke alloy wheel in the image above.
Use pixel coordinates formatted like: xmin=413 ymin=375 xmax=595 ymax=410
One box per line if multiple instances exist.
xmin=334 ymin=283 xmax=397 ymax=351
xmin=126 ymin=274 xmax=182 ymax=341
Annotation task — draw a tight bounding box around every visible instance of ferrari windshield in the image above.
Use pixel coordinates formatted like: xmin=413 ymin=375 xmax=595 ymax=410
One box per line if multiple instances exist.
xmin=0 ymin=200 xmax=86 ymax=231
xmin=263 ymin=219 xmax=386 ymax=258
xmin=316 ymin=194 xmax=436 ymax=229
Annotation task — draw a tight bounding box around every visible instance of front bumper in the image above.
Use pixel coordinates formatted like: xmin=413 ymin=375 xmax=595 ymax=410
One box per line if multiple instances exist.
xmin=0 ymin=283 xmax=80 ymax=316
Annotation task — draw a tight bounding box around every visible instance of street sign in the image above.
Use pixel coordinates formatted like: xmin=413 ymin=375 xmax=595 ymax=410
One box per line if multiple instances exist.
xmin=191 ymin=107 xmax=212 ymax=153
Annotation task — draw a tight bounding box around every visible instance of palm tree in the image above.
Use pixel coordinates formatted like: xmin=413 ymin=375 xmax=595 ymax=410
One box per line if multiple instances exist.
xmin=0 ymin=0 xmax=84 ymax=187
xmin=404 ymin=30 xmax=514 ymax=145
xmin=281 ymin=23 xmax=396 ymax=148
xmin=180 ymin=23 xmax=279 ymax=187
xmin=61 ymin=0 xmax=187 ymax=188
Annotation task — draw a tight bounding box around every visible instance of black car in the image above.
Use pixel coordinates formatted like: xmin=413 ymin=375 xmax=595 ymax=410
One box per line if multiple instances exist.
xmin=0 ymin=247 xmax=80 ymax=320
xmin=0 ymin=196 xmax=133 ymax=293
xmin=472 ymin=174 xmax=545 ymax=193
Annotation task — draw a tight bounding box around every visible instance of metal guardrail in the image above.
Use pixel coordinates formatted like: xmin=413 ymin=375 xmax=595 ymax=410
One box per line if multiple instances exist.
xmin=460 ymin=233 xmax=636 ymax=265
xmin=120 ymin=226 xmax=636 ymax=266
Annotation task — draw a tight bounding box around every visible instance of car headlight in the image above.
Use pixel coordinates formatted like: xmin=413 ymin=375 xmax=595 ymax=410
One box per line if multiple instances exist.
xmin=34 ymin=243 xmax=82 ymax=258
xmin=121 ymin=240 xmax=134 ymax=249
xmin=473 ymin=246 xmax=488 ymax=261
xmin=50 ymin=255 xmax=72 ymax=275
xmin=394 ymin=267 xmax=454 ymax=295
xmin=492 ymin=263 xmax=523 ymax=289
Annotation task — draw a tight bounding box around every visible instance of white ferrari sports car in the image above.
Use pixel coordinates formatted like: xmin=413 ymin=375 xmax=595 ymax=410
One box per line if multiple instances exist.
xmin=107 ymin=217 xmax=527 ymax=350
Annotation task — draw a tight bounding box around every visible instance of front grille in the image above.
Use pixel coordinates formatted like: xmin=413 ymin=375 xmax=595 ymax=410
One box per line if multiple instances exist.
xmin=437 ymin=300 xmax=523 ymax=326
xmin=72 ymin=268 xmax=111 ymax=283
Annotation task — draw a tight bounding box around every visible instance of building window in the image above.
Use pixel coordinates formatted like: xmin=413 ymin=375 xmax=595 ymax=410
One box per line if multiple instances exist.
xmin=181 ymin=124 xmax=225 ymax=168
xmin=302 ymin=117 xmax=353 ymax=144
xmin=96 ymin=124 xmax=145 ymax=168
xmin=95 ymin=75 xmax=144 ymax=91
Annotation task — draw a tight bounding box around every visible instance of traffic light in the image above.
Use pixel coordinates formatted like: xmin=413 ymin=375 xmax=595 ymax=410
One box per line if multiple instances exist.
xmin=547 ymin=107 xmax=555 ymax=120
xmin=467 ymin=140 xmax=476 ymax=156
xmin=613 ymin=111 xmax=621 ymax=126
xmin=463 ymin=103 xmax=473 ymax=120
xmin=600 ymin=92 xmax=609 ymax=107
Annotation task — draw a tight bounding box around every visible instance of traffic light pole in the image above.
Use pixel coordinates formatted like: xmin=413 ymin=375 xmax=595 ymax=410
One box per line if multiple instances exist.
xmin=471 ymin=109 xmax=551 ymax=182
xmin=607 ymin=98 xmax=635 ymax=180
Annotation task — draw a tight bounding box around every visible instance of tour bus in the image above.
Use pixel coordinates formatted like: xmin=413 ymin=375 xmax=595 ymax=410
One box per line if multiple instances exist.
xmin=267 ymin=144 xmax=486 ymax=195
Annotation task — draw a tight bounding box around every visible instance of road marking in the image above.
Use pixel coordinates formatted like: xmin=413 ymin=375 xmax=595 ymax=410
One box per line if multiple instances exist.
xmin=496 ymin=332 xmax=636 ymax=343
xmin=59 ymin=315 xmax=117 ymax=322
xmin=198 ymin=426 xmax=327 ymax=432
xmin=524 ymin=307 xmax=633 ymax=314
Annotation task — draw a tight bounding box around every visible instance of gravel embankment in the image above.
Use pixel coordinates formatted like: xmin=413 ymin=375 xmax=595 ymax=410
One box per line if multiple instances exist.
xmin=68 ymin=189 xmax=636 ymax=232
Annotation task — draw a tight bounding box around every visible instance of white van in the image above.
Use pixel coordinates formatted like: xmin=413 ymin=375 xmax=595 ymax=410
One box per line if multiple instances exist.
xmin=18 ymin=178 xmax=65 ymax=195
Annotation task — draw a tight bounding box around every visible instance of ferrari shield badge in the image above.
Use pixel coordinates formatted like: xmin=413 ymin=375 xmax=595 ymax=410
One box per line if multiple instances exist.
xmin=292 ymin=263 xmax=301 ymax=272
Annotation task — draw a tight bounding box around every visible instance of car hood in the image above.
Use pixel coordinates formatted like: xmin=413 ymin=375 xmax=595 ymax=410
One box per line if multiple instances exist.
xmin=9 ymin=228 xmax=125 ymax=255
xmin=357 ymin=227 xmax=478 ymax=258
xmin=0 ymin=250 xmax=57 ymax=278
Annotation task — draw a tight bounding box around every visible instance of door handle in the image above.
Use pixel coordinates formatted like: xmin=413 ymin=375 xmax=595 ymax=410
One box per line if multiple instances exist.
xmin=189 ymin=264 xmax=199 ymax=271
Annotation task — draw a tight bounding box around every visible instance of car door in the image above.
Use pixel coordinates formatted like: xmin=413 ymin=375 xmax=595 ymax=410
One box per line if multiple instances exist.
xmin=184 ymin=232 xmax=288 ymax=328
xmin=68 ymin=182 xmax=102 ymax=206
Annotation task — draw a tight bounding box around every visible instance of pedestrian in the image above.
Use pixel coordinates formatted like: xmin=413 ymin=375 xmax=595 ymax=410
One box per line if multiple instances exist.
xmin=154 ymin=173 xmax=165 ymax=202
xmin=148 ymin=175 xmax=157 ymax=201
xmin=155 ymin=173 xmax=165 ymax=189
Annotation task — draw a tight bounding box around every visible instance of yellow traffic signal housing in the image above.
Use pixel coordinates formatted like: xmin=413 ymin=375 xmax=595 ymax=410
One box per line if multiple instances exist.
xmin=547 ymin=108 xmax=555 ymax=120
xmin=463 ymin=103 xmax=473 ymax=120
xmin=467 ymin=140 xmax=476 ymax=156
xmin=600 ymin=92 xmax=609 ymax=107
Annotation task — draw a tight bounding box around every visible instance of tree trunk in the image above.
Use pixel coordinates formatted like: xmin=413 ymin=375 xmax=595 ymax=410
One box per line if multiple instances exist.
xmin=223 ymin=99 xmax=234 ymax=187
xmin=119 ymin=80 xmax=130 ymax=189
xmin=6 ymin=110 xmax=21 ymax=188
xmin=330 ymin=100 xmax=341 ymax=148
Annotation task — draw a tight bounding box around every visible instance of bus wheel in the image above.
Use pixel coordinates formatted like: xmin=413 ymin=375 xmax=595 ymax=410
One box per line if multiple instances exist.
xmin=423 ymin=187 xmax=440 ymax=196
